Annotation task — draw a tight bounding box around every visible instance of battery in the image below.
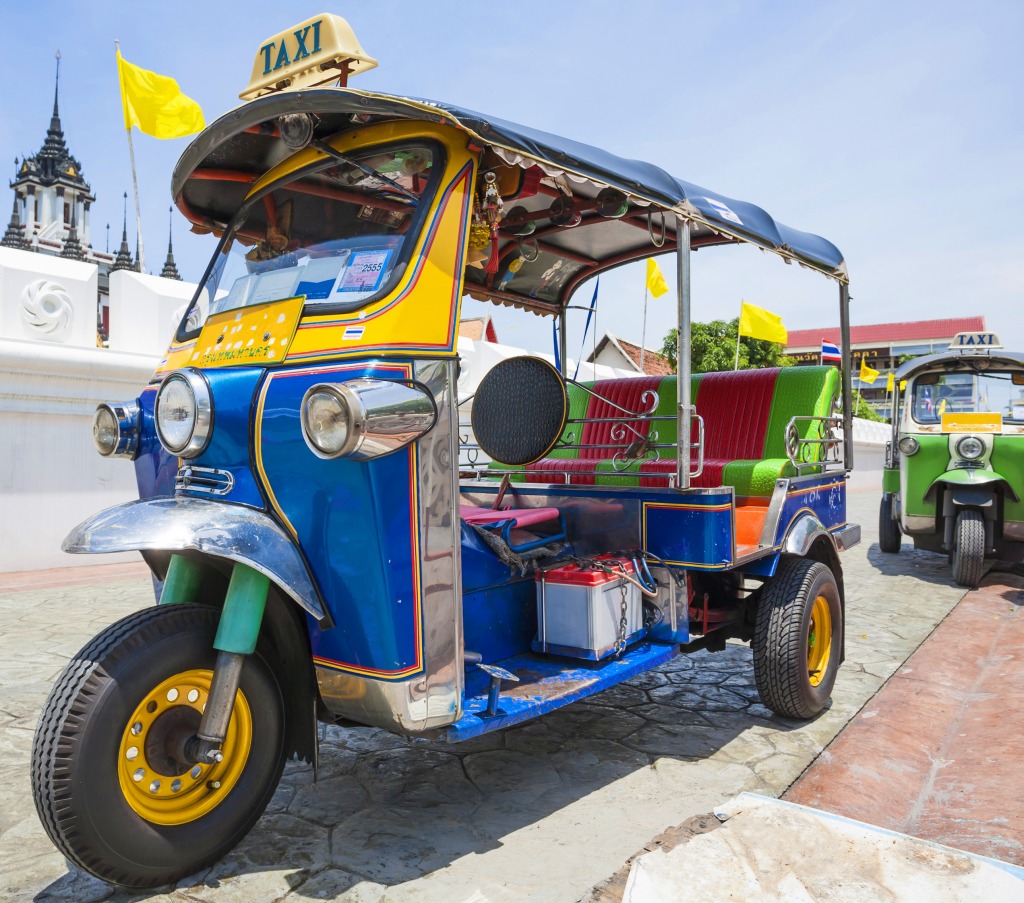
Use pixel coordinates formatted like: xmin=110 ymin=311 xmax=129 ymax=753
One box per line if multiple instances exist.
xmin=535 ymin=558 xmax=642 ymax=660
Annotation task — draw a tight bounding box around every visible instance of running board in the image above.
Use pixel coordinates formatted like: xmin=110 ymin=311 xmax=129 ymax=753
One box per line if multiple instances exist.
xmin=445 ymin=641 xmax=678 ymax=743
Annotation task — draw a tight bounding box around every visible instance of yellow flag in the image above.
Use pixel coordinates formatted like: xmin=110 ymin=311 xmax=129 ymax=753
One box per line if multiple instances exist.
xmin=117 ymin=50 xmax=205 ymax=139
xmin=859 ymin=359 xmax=880 ymax=385
xmin=738 ymin=301 xmax=787 ymax=344
xmin=645 ymin=258 xmax=669 ymax=298
xmin=886 ymin=372 xmax=894 ymax=392
xmin=900 ymin=380 xmax=907 ymax=391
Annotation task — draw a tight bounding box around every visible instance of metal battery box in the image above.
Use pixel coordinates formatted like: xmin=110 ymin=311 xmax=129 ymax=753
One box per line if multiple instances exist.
xmin=534 ymin=559 xmax=643 ymax=660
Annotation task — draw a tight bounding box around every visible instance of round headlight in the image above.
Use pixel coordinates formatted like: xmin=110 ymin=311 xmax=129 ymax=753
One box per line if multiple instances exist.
xmin=155 ymin=370 xmax=212 ymax=457
xmin=302 ymin=388 xmax=356 ymax=458
xmin=956 ymin=436 xmax=985 ymax=460
xmin=898 ymin=436 xmax=920 ymax=456
xmin=92 ymin=406 xmax=119 ymax=456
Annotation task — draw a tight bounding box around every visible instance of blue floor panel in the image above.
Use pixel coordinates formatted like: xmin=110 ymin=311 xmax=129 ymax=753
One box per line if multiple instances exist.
xmin=445 ymin=641 xmax=679 ymax=742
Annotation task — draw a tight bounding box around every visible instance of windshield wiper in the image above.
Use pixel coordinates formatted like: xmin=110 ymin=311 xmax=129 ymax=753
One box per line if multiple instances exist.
xmin=312 ymin=140 xmax=419 ymax=205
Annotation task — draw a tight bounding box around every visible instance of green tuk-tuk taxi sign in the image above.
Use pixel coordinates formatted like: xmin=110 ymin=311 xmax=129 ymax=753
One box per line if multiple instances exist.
xmin=880 ymin=335 xmax=1024 ymax=587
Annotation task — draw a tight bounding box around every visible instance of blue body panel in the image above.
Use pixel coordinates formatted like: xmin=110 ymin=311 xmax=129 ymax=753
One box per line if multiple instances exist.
xmin=186 ymin=368 xmax=267 ymax=509
xmin=133 ymin=385 xmax=177 ymax=500
xmin=641 ymin=494 xmax=734 ymax=569
xmin=772 ymin=475 xmax=847 ymax=545
xmin=446 ymin=640 xmax=678 ymax=742
xmin=258 ymin=361 xmax=424 ymax=680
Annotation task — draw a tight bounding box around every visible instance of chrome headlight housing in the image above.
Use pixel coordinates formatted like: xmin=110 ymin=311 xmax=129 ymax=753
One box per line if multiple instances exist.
xmin=155 ymin=370 xmax=213 ymax=458
xmin=897 ymin=436 xmax=920 ymax=456
xmin=92 ymin=401 xmax=141 ymax=459
xmin=301 ymin=378 xmax=436 ymax=461
xmin=956 ymin=435 xmax=985 ymax=460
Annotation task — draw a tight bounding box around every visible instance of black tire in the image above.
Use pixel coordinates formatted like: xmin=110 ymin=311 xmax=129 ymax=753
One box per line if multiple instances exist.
xmin=951 ymin=509 xmax=985 ymax=587
xmin=32 ymin=605 xmax=286 ymax=888
xmin=878 ymin=493 xmax=902 ymax=554
xmin=753 ymin=558 xmax=842 ymax=719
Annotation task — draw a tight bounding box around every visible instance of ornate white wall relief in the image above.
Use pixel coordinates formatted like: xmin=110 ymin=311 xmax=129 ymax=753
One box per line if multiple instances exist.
xmin=20 ymin=278 xmax=74 ymax=342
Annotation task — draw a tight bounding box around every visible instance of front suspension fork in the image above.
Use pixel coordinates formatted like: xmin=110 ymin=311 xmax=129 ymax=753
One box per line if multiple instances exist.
xmin=161 ymin=555 xmax=269 ymax=762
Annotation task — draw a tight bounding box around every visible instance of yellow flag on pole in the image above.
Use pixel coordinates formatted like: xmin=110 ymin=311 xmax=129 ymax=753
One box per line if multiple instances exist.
xmin=886 ymin=371 xmax=895 ymax=392
xmin=117 ymin=50 xmax=205 ymax=139
xmin=738 ymin=301 xmax=787 ymax=344
xmin=645 ymin=258 xmax=669 ymax=298
xmin=859 ymin=359 xmax=880 ymax=385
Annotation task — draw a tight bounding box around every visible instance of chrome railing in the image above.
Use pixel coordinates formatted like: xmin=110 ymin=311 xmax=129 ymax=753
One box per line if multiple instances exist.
xmin=784 ymin=415 xmax=844 ymax=474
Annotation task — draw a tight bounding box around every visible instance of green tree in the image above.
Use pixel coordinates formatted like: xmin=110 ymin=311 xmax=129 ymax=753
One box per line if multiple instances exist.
xmin=660 ymin=318 xmax=794 ymax=373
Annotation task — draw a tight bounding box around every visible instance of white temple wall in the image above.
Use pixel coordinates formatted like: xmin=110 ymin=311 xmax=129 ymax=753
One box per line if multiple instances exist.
xmin=107 ymin=270 xmax=196 ymax=356
xmin=0 ymin=338 xmax=158 ymax=572
xmin=0 ymin=246 xmax=98 ymax=347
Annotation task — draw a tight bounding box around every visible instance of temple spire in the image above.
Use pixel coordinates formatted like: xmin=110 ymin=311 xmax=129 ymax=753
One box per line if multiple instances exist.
xmin=60 ymin=203 xmax=85 ymax=260
xmin=40 ymin=51 xmax=67 ymax=161
xmin=111 ymin=192 xmax=134 ymax=271
xmin=160 ymin=207 xmax=181 ymax=279
xmin=1 ymin=195 xmax=30 ymax=251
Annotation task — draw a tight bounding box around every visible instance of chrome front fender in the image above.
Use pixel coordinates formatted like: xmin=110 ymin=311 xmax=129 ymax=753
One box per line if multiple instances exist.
xmin=63 ymin=498 xmax=326 ymax=622
xmin=782 ymin=512 xmax=835 ymax=558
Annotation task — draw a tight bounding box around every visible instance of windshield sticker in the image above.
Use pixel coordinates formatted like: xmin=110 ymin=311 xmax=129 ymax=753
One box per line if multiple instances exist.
xmin=703 ymin=197 xmax=743 ymax=226
xmin=248 ymin=268 xmax=300 ymax=306
xmin=297 ymin=252 xmax=351 ymax=300
xmin=338 ymin=249 xmax=393 ymax=292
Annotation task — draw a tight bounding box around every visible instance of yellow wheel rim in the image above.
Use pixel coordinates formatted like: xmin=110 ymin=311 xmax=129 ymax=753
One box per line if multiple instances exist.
xmin=117 ymin=669 xmax=252 ymax=826
xmin=807 ymin=595 xmax=833 ymax=687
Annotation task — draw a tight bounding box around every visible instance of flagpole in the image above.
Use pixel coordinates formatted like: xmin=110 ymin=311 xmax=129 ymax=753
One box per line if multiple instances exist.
xmin=116 ymin=40 xmax=145 ymax=272
xmin=640 ymin=283 xmax=649 ymax=372
xmin=734 ymin=301 xmax=742 ymax=370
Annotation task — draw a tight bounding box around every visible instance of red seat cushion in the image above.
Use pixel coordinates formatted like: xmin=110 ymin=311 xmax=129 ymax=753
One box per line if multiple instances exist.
xmin=525 ymin=458 xmax=600 ymax=485
xmin=695 ymin=369 xmax=779 ymax=466
xmin=638 ymin=458 xmax=729 ymax=488
xmin=579 ymin=376 xmax=664 ymax=453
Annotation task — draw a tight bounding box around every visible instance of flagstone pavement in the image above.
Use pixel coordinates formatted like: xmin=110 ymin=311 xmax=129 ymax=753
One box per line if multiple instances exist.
xmin=0 ymin=472 xmax=971 ymax=903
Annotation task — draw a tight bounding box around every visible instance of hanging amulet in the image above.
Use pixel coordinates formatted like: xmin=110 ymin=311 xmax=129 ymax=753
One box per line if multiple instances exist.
xmin=468 ymin=221 xmax=492 ymax=250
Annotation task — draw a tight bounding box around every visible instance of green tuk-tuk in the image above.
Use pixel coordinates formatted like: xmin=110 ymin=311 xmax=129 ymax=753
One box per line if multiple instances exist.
xmin=880 ymin=331 xmax=1024 ymax=585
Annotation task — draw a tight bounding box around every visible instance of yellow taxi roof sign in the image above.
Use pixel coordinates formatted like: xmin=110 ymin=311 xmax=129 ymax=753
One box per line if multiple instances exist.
xmin=241 ymin=13 xmax=378 ymax=101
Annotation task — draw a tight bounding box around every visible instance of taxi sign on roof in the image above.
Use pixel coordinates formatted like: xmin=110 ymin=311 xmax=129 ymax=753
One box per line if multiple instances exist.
xmin=240 ymin=13 xmax=378 ymax=101
xmin=949 ymin=331 xmax=1002 ymax=351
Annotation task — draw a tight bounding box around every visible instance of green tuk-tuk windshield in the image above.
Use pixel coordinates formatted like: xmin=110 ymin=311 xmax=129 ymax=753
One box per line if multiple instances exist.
xmin=180 ymin=141 xmax=440 ymax=337
xmin=911 ymin=369 xmax=1024 ymax=424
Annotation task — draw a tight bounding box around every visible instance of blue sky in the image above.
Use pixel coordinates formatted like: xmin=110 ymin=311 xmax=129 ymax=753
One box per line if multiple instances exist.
xmin=3 ymin=1 xmax=1022 ymax=356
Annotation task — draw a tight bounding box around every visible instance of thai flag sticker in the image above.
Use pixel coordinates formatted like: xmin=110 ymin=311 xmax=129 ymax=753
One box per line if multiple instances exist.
xmin=703 ymin=197 xmax=743 ymax=225
xmin=343 ymin=326 xmax=365 ymax=341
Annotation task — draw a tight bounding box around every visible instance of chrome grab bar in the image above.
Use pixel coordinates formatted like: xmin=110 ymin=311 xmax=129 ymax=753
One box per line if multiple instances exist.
xmin=785 ymin=415 xmax=844 ymax=473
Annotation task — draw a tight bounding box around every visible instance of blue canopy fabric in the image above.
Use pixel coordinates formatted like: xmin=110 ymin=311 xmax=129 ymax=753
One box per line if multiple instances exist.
xmin=173 ymin=88 xmax=847 ymax=315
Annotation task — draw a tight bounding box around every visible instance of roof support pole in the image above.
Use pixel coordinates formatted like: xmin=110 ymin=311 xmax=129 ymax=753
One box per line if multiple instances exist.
xmin=558 ymin=307 xmax=568 ymax=377
xmin=676 ymin=217 xmax=692 ymax=490
xmin=839 ymin=281 xmax=855 ymax=472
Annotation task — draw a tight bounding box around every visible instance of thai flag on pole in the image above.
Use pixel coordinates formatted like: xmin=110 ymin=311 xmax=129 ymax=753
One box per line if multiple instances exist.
xmin=821 ymin=340 xmax=842 ymax=363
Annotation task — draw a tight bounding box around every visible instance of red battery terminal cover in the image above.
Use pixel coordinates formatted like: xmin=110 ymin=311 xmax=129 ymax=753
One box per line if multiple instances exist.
xmin=536 ymin=557 xmax=636 ymax=586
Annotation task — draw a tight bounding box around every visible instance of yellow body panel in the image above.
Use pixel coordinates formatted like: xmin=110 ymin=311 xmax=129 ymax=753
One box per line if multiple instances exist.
xmin=190 ymin=296 xmax=304 ymax=368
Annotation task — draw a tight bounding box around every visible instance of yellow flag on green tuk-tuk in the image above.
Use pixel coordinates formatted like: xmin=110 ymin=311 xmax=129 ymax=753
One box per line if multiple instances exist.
xmin=738 ymin=301 xmax=787 ymax=344
xmin=859 ymin=359 xmax=880 ymax=385
xmin=886 ymin=372 xmax=894 ymax=392
xmin=117 ymin=50 xmax=205 ymax=139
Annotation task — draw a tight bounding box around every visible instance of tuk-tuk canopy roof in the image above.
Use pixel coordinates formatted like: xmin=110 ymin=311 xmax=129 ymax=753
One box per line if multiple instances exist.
xmin=172 ymin=88 xmax=847 ymax=315
xmin=895 ymin=350 xmax=1024 ymax=382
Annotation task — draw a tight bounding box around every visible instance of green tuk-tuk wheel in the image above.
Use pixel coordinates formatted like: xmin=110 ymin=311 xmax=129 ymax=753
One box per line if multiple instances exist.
xmin=951 ymin=509 xmax=985 ymax=588
xmin=878 ymin=493 xmax=902 ymax=554
xmin=753 ymin=558 xmax=842 ymax=720
xmin=31 ymin=604 xmax=286 ymax=889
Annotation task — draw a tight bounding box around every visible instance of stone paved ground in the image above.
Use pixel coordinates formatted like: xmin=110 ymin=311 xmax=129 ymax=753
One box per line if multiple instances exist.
xmin=0 ymin=483 xmax=971 ymax=903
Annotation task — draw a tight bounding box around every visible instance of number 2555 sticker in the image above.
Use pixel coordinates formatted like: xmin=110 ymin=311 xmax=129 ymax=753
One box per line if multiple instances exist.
xmin=338 ymin=249 xmax=393 ymax=292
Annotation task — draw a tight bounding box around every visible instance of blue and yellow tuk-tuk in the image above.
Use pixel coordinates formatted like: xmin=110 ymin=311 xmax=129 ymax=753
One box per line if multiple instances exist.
xmin=32 ymin=14 xmax=859 ymax=887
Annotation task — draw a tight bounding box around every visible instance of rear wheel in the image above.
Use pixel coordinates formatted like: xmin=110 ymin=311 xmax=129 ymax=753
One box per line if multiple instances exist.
xmin=32 ymin=604 xmax=286 ymax=888
xmin=754 ymin=558 xmax=842 ymax=719
xmin=951 ymin=509 xmax=985 ymax=587
xmin=878 ymin=493 xmax=902 ymax=553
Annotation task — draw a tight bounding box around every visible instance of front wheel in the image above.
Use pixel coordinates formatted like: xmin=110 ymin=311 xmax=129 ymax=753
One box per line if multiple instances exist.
xmin=32 ymin=604 xmax=286 ymax=888
xmin=878 ymin=493 xmax=902 ymax=553
xmin=753 ymin=558 xmax=843 ymax=719
xmin=951 ymin=509 xmax=985 ymax=587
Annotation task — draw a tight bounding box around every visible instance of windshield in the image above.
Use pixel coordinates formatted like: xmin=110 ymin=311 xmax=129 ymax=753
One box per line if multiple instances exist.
xmin=911 ymin=369 xmax=1024 ymax=424
xmin=181 ymin=141 xmax=439 ymax=336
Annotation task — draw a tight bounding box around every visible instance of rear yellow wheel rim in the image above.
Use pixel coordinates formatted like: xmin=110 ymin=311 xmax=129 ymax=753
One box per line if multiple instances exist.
xmin=117 ymin=668 xmax=252 ymax=826
xmin=807 ymin=595 xmax=833 ymax=687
